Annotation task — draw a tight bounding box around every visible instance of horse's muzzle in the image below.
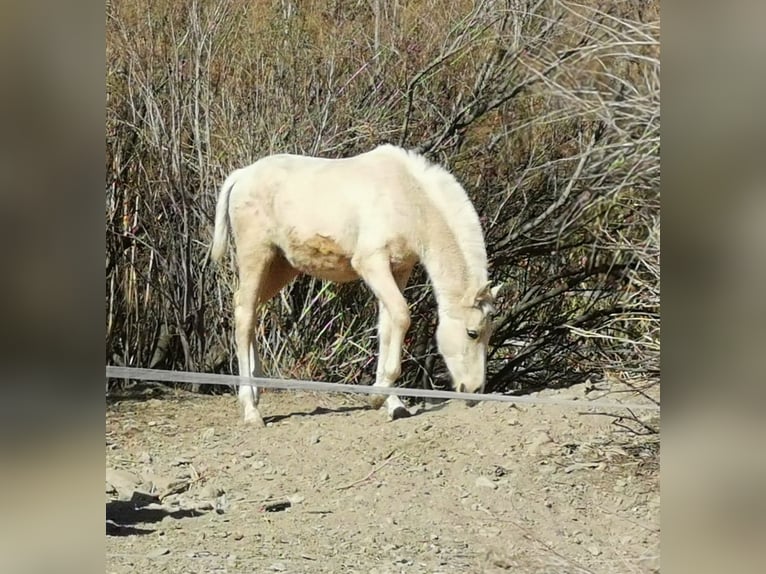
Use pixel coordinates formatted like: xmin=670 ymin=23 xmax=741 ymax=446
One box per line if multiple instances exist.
xmin=457 ymin=384 xmax=479 ymax=407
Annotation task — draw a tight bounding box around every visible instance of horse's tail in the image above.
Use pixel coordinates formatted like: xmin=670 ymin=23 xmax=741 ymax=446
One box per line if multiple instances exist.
xmin=210 ymin=170 xmax=240 ymax=263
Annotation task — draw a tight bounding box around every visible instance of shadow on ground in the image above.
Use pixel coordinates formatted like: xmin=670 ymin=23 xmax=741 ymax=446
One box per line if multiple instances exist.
xmin=264 ymin=404 xmax=371 ymax=424
xmin=106 ymin=500 xmax=208 ymax=536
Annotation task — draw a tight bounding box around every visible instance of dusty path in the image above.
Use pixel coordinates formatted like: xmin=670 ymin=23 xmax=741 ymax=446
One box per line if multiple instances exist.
xmin=106 ymin=384 xmax=659 ymax=573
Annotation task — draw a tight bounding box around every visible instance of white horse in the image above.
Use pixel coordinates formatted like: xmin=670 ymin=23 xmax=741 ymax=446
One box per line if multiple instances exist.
xmin=211 ymin=144 xmax=500 ymax=426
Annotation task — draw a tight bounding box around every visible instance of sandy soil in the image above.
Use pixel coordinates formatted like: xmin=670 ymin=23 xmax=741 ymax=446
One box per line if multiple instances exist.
xmin=106 ymin=383 xmax=659 ymax=573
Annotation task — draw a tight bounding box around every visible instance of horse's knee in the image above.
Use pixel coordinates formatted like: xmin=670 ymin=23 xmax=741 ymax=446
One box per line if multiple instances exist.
xmin=389 ymin=305 xmax=410 ymax=333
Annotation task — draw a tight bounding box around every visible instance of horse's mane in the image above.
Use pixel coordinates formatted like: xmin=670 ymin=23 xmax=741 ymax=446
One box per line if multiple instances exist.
xmin=379 ymin=145 xmax=489 ymax=287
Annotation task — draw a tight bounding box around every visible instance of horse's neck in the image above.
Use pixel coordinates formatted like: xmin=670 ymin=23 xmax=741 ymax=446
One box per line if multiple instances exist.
xmin=418 ymin=220 xmax=474 ymax=309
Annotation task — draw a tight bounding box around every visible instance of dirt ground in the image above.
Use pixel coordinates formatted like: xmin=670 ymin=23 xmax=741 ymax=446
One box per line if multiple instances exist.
xmin=106 ymin=382 xmax=659 ymax=574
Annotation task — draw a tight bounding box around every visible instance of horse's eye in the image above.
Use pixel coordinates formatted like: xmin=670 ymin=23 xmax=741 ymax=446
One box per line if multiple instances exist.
xmin=467 ymin=329 xmax=479 ymax=340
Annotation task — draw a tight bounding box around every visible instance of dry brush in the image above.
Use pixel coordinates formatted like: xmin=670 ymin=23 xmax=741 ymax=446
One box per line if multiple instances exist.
xmin=106 ymin=0 xmax=659 ymax=400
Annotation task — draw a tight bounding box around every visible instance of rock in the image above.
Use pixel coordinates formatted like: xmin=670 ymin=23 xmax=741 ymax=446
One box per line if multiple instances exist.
xmin=200 ymin=483 xmax=224 ymax=499
xmin=130 ymin=490 xmax=160 ymax=506
xmin=147 ymin=547 xmax=170 ymax=558
xmin=106 ymin=468 xmax=144 ymax=499
xmin=287 ymin=493 xmax=305 ymax=504
xmin=475 ymin=476 xmax=498 ymax=490
xmin=270 ymin=563 xmax=286 ymax=571
xmin=215 ymin=493 xmax=228 ymax=514
xmin=527 ymin=431 xmax=555 ymax=456
xmin=563 ymin=462 xmax=601 ymax=474
xmin=138 ymin=451 xmax=152 ymax=464
xmin=307 ymin=433 xmax=320 ymax=445
xmin=147 ymin=474 xmax=191 ymax=499
xmin=202 ymin=427 xmax=215 ymax=440
xmin=586 ymin=545 xmax=601 ymax=556
xmin=319 ymin=471 xmax=330 ymax=482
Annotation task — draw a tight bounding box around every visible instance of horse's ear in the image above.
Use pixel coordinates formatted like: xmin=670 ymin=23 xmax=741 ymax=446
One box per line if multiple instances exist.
xmin=474 ymin=281 xmax=498 ymax=315
xmin=490 ymin=283 xmax=506 ymax=300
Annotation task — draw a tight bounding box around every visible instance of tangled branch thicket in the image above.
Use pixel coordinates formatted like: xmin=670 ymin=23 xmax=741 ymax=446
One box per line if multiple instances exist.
xmin=106 ymin=0 xmax=660 ymax=399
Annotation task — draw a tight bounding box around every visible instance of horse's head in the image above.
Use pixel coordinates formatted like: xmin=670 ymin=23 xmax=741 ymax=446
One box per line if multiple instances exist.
xmin=436 ymin=282 xmax=502 ymax=404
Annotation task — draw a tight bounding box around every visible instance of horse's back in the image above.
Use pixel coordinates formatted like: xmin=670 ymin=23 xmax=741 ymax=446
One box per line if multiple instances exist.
xmin=227 ymin=147 xmax=422 ymax=282
xmin=260 ymin=148 xmax=421 ymax=233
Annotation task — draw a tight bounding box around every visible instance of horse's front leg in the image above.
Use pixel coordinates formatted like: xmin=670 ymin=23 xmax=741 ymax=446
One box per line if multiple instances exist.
xmin=355 ymin=255 xmax=412 ymax=420
xmin=371 ymin=303 xmax=410 ymax=419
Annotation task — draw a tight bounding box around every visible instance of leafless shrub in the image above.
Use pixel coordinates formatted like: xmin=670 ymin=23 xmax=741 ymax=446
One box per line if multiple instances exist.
xmin=106 ymin=0 xmax=659 ymax=400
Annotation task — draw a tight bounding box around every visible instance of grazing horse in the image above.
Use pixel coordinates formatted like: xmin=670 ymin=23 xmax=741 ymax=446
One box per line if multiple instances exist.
xmin=211 ymin=144 xmax=500 ymax=426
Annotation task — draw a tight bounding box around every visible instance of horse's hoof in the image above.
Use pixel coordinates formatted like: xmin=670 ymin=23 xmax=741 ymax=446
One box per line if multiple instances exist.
xmin=244 ymin=411 xmax=266 ymax=427
xmin=389 ymin=406 xmax=412 ymax=421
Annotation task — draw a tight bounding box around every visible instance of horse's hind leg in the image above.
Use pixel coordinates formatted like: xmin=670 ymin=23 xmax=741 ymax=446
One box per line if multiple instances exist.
xmin=234 ymin=249 xmax=297 ymax=427
xmin=234 ymin=274 xmax=266 ymax=427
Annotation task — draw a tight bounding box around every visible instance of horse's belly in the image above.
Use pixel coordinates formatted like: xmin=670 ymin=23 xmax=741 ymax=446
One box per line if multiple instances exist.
xmin=283 ymin=234 xmax=359 ymax=283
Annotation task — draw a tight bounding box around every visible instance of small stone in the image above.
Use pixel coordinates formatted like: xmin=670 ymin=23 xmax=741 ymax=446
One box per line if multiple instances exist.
xmin=139 ymin=452 xmax=152 ymax=464
xmin=240 ymin=450 xmax=254 ymax=458
xmin=215 ymin=493 xmax=228 ymax=514
xmin=200 ymin=484 xmax=224 ymax=499
xmin=106 ymin=468 xmax=144 ymax=500
xmin=233 ymin=532 xmax=244 ymax=541
xmin=287 ymin=493 xmax=305 ymax=504
xmin=147 ymin=421 xmax=157 ymax=427
xmin=587 ymin=545 xmax=601 ymax=556
xmin=527 ymin=431 xmax=555 ymax=456
xmin=319 ymin=471 xmax=330 ymax=482
xmin=147 ymin=547 xmax=170 ymax=558
xmin=475 ymin=476 xmax=498 ymax=490
xmin=202 ymin=427 xmax=215 ymax=440
xmin=307 ymin=433 xmax=320 ymax=445
xmin=270 ymin=562 xmax=286 ymax=571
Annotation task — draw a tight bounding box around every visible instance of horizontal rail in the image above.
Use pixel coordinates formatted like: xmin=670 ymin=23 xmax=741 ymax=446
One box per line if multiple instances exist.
xmin=106 ymin=366 xmax=660 ymax=412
